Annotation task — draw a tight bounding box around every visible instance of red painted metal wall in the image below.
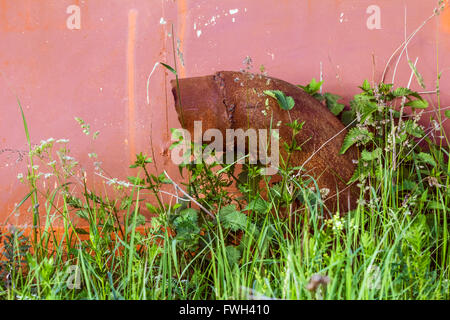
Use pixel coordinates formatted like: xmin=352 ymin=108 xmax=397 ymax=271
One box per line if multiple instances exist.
xmin=1 ymin=0 xmax=449 ymax=226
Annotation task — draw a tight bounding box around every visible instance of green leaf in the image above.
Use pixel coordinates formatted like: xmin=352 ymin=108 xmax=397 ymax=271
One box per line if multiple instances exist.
xmin=146 ymin=203 xmax=158 ymax=213
xmin=160 ymin=62 xmax=177 ymax=75
xmin=328 ymin=103 xmax=345 ymax=116
xmin=324 ymin=93 xmax=345 ymax=116
xmin=340 ymin=127 xmax=373 ymax=154
xmin=75 ymin=228 xmax=89 ymax=235
xmin=361 ymin=148 xmax=382 ymax=161
xmin=298 ymin=78 xmax=323 ymax=95
xmin=135 ymin=213 xmax=146 ymax=226
xmin=264 ymin=90 xmax=295 ymax=111
xmin=408 ymin=60 xmax=426 ymax=89
xmin=244 ymin=198 xmax=269 ymax=214
xmin=405 ymin=99 xmax=428 ymax=109
xmin=127 ymin=176 xmax=144 ymax=185
xmin=392 ymin=87 xmax=421 ymax=99
xmin=286 ymin=96 xmax=295 ymax=110
xmin=378 ymin=83 xmax=394 ymax=94
xmin=225 ymin=246 xmax=242 ymax=266
xmin=341 ymin=110 xmax=356 ymax=127
xmin=361 ymin=79 xmax=371 ymax=92
xmin=404 ymin=120 xmax=425 ymax=138
xmin=350 ymin=94 xmax=378 ymax=123
xmin=173 ymin=208 xmax=200 ymax=241
xmin=398 ymin=179 xmax=417 ymax=191
xmin=417 ymin=152 xmax=436 ymax=167
xmin=218 ymin=205 xmax=248 ymax=231
xmin=427 ymin=201 xmax=447 ymax=211
xmin=445 ymin=110 xmax=450 ymax=119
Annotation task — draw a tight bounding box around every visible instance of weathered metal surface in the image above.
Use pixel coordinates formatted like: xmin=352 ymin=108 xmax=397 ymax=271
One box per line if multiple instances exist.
xmin=172 ymin=71 xmax=359 ymax=214
xmin=0 ymin=0 xmax=449 ymax=225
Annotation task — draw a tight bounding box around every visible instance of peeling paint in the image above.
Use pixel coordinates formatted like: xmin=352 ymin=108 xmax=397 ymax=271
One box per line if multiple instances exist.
xmin=126 ymin=9 xmax=137 ymax=165
xmin=441 ymin=5 xmax=450 ymax=33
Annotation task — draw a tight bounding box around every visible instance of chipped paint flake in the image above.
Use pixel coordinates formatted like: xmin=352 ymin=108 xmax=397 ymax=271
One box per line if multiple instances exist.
xmin=197 ymin=30 xmax=202 ymax=38
xmin=229 ymin=9 xmax=239 ymax=15
xmin=160 ymin=17 xmax=167 ymax=25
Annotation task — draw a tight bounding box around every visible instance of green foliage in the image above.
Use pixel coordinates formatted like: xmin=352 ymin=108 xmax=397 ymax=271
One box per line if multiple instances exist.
xmin=264 ymin=90 xmax=295 ymax=111
xmin=173 ymin=208 xmax=201 ymax=246
xmin=7 ymin=65 xmax=449 ymax=300
xmin=340 ymin=127 xmax=373 ymax=154
xmin=405 ymin=99 xmax=429 ymax=109
xmin=298 ymin=78 xmax=323 ymax=97
xmin=218 ymin=205 xmax=249 ymax=232
xmin=225 ymin=246 xmax=241 ymax=266
xmin=445 ymin=110 xmax=450 ymax=119
xmin=416 ymin=152 xmax=437 ymax=167
xmin=323 ymin=93 xmax=345 ymax=116
xmin=299 ymin=79 xmax=347 ymax=116
xmin=0 ymin=227 xmax=30 ymax=287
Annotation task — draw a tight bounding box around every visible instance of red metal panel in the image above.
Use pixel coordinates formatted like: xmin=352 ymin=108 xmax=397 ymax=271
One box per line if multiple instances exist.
xmin=0 ymin=0 xmax=449 ymax=225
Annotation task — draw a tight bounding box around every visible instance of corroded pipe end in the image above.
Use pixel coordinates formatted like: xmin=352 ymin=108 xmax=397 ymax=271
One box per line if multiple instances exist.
xmin=171 ymin=71 xmax=359 ymax=215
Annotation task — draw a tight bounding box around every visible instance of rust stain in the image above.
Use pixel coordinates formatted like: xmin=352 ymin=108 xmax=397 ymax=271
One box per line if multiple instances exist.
xmin=176 ymin=0 xmax=187 ymax=78
xmin=441 ymin=5 xmax=450 ymax=33
xmin=0 ymin=0 xmax=10 ymax=32
xmin=161 ymin=0 xmax=170 ymax=144
xmin=127 ymin=9 xmax=138 ymax=164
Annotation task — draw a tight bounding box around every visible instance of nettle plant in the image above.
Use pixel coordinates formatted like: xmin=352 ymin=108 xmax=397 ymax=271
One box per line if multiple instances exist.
xmin=302 ymin=77 xmax=449 ymax=215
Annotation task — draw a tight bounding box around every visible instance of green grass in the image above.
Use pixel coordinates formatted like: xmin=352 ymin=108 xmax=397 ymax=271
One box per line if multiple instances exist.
xmin=1 ymin=78 xmax=449 ymax=300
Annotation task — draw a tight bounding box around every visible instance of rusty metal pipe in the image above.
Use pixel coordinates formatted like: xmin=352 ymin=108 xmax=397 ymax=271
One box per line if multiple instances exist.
xmin=171 ymin=71 xmax=359 ymax=214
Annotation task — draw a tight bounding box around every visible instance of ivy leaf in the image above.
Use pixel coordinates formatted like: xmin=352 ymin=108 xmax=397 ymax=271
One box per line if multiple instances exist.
xmin=405 ymin=99 xmax=429 ymax=109
xmin=218 ymin=205 xmax=248 ymax=231
xmin=264 ymin=90 xmax=295 ymax=111
xmin=340 ymin=127 xmax=373 ymax=154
